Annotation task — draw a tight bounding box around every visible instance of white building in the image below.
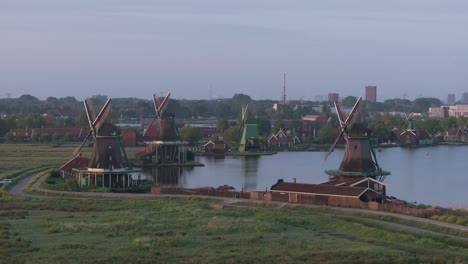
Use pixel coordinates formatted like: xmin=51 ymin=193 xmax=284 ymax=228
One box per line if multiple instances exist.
xmin=448 ymin=105 xmax=468 ymax=118
xmin=429 ymin=105 xmax=468 ymax=118
xmin=428 ymin=107 xmax=446 ymax=118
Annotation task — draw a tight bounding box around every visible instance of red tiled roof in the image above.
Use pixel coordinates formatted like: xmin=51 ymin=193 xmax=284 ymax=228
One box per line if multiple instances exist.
xmin=59 ymin=156 xmax=90 ymax=172
xmin=10 ymin=128 xmax=33 ymax=136
xmin=320 ymin=176 xmax=367 ymax=186
xmin=203 ymin=140 xmax=226 ymax=149
xmin=271 ymin=181 xmax=366 ymax=197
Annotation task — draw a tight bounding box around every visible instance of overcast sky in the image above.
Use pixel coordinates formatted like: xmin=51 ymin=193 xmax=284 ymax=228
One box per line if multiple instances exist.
xmin=1 ymin=1 xmax=467 ymax=102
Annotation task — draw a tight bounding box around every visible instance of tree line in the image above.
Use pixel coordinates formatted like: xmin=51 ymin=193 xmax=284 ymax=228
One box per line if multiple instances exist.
xmin=0 ymin=93 xmax=452 ymax=145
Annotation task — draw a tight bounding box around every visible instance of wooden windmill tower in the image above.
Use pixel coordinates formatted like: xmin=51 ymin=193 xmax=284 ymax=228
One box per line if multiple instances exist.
xmin=137 ymin=93 xmax=189 ymax=165
xmin=150 ymin=93 xmax=180 ymax=142
xmin=324 ymin=97 xmax=390 ymax=182
xmin=238 ymin=105 xmax=260 ymax=152
xmin=71 ymin=98 xmax=140 ymax=188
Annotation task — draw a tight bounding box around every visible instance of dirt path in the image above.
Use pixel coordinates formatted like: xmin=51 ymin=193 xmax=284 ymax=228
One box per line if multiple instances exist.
xmin=9 ymin=173 xmax=468 ymax=236
xmin=9 ymin=173 xmax=46 ymax=198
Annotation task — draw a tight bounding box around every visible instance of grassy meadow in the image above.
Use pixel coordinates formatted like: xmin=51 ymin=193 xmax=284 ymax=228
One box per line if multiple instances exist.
xmin=0 ymin=143 xmax=467 ymax=263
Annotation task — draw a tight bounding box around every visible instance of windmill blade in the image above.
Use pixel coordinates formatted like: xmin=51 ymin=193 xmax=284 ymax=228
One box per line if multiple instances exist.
xmin=242 ymin=105 xmax=249 ymax=122
xmin=152 ymin=94 xmax=160 ymax=118
xmin=84 ymin=98 xmax=96 ymax=128
xmin=92 ymin=98 xmax=112 ymax=132
xmin=146 ymin=116 xmax=159 ymax=133
xmin=324 ymin=129 xmax=345 ymax=160
xmin=73 ymin=129 xmax=92 ymax=156
xmin=344 ymin=96 xmax=362 ymax=127
xmin=145 ymin=94 xmax=162 ymax=130
xmin=334 ymin=102 xmax=345 ymax=128
xmin=157 ymin=92 xmax=171 ymax=115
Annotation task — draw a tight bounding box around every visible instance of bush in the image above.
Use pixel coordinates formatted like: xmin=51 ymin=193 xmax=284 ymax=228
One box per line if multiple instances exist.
xmin=446 ymin=216 xmax=456 ymax=224
xmin=50 ymin=170 xmax=61 ymax=178
xmin=455 ymin=217 xmax=467 ymax=225
xmin=65 ymin=179 xmax=80 ymax=191
xmin=45 ymin=180 xmax=55 ymax=185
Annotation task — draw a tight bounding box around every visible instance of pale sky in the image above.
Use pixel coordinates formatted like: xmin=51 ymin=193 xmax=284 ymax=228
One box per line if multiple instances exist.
xmin=1 ymin=0 xmax=467 ymax=102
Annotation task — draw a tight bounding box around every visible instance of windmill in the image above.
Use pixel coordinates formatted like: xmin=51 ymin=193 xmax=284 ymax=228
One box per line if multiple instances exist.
xmin=324 ymin=97 xmax=390 ymax=182
xmin=399 ymin=112 xmax=433 ymax=146
xmin=147 ymin=92 xmax=180 ymax=141
xmin=137 ymin=93 xmax=190 ymax=165
xmin=68 ymin=98 xmax=139 ymax=189
xmin=238 ymin=105 xmax=260 ymax=152
xmin=74 ymin=98 xmax=129 ymax=170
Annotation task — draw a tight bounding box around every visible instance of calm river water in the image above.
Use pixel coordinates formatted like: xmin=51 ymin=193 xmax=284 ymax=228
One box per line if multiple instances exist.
xmin=142 ymin=146 xmax=468 ymax=208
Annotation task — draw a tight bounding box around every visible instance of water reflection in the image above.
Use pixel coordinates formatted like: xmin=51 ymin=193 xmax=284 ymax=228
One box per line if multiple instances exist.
xmin=241 ymin=156 xmax=259 ymax=191
xmin=142 ymin=167 xmax=186 ymax=187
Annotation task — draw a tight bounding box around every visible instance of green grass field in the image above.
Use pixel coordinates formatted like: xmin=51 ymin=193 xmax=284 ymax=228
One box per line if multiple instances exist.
xmin=0 ymin=143 xmax=467 ymax=263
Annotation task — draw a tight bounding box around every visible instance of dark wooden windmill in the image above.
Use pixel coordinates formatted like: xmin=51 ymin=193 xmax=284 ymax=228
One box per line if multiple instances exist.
xmin=150 ymin=93 xmax=180 ymax=142
xmin=136 ymin=93 xmax=190 ymax=165
xmin=70 ymin=98 xmax=140 ymax=188
xmin=324 ymin=97 xmax=390 ymax=182
xmin=74 ymin=98 xmax=129 ymax=169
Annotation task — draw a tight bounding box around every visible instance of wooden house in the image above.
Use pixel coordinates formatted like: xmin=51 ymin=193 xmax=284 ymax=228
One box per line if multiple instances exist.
xmin=10 ymin=128 xmax=33 ymax=141
xmin=122 ymin=127 xmax=139 ymax=147
xmin=267 ymin=128 xmax=300 ymax=149
xmin=461 ymin=126 xmax=468 ymax=142
xmin=270 ymin=178 xmax=385 ymax=205
xmin=399 ymin=130 xmax=433 ymax=146
xmin=399 ymin=130 xmax=418 ymax=146
xmin=418 ymin=131 xmax=433 ymax=145
xmin=203 ymin=140 xmax=227 ymax=155
xmin=59 ymin=156 xmax=90 ymax=179
xmin=320 ymin=176 xmax=386 ymax=197
xmin=443 ymin=127 xmax=461 ymax=142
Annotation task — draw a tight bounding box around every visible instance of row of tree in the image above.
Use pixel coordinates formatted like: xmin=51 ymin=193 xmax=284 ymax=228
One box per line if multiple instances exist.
xmin=0 ymin=93 xmax=455 ymax=146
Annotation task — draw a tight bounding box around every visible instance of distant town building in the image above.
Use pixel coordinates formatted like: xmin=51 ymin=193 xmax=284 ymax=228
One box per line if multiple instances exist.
xmin=448 ymin=105 xmax=468 ymax=118
xmin=447 ymin=94 xmax=456 ymax=105
xmin=365 ymin=86 xmax=377 ymax=103
xmin=462 ymin=93 xmax=468 ymax=104
xmin=428 ymin=105 xmax=468 ymax=118
xmin=328 ymin=93 xmax=339 ymax=102
xmin=428 ymin=107 xmax=449 ymax=118
xmin=314 ymin=95 xmax=325 ymax=102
